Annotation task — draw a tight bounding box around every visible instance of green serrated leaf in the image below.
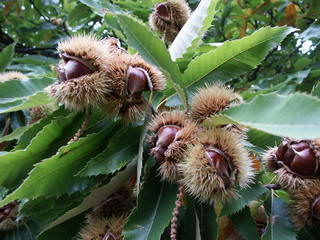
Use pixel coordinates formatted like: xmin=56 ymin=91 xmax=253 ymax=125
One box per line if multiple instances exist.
xmin=229 ymin=206 xmax=260 ymax=240
xmin=179 ymin=26 xmax=296 ymax=94
xmin=0 ymin=124 xmax=118 ymax=206
xmin=0 ymin=112 xmax=84 ymax=189
xmin=123 ymin=167 xmax=178 ymax=240
xmin=14 ymin=108 xmax=69 ymax=150
xmin=0 ymin=125 xmax=31 ymax=142
xmin=262 ymin=194 xmax=296 ymax=240
xmin=0 ymin=91 xmax=53 ymax=114
xmin=247 ymin=129 xmax=281 ymax=150
xmin=0 ymin=43 xmax=16 ymax=72
xmin=221 ymin=182 xmax=268 ymax=216
xmin=182 ymin=197 xmax=197 ymax=240
xmin=78 ymin=126 xmax=140 ymax=177
xmin=169 ymin=0 xmax=219 ymax=61
xmin=195 ymin=201 xmax=218 ymax=240
xmin=0 ymin=77 xmax=53 ymax=99
xmin=42 ymin=159 xmax=137 ymax=233
xmin=79 ymin=0 xmax=123 ymax=16
xmin=205 ymin=93 xmax=320 ymax=139
xmin=311 ymin=81 xmax=320 ymax=97
xmin=114 ymin=14 xmax=188 ymax=108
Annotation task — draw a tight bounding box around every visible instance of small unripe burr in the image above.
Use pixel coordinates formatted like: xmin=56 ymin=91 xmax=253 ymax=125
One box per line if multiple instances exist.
xmin=190 ymin=84 xmax=243 ymax=123
xmin=149 ymin=0 xmax=191 ymax=44
xmin=148 ymin=111 xmax=198 ymax=182
xmin=178 ymin=127 xmax=254 ymax=203
xmin=264 ymin=138 xmax=320 ymax=191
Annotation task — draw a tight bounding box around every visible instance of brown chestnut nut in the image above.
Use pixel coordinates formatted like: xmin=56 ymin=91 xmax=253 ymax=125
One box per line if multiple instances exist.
xmin=312 ymin=196 xmax=320 ymax=220
xmin=57 ymin=59 xmax=93 ymax=82
xmin=275 ymin=140 xmax=318 ymax=177
xmin=151 ymin=125 xmax=181 ymax=163
xmin=290 ymin=149 xmax=316 ymax=176
xmin=205 ymin=146 xmax=232 ymax=186
xmin=156 ymin=3 xmax=170 ymax=20
xmin=127 ymin=67 xmax=148 ymax=95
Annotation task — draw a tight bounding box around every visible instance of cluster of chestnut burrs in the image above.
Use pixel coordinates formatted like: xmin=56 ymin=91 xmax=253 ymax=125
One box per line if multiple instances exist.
xmin=47 ymin=35 xmax=166 ymax=122
xmin=264 ymin=138 xmax=320 ymax=229
xmin=147 ymin=84 xmax=254 ymax=239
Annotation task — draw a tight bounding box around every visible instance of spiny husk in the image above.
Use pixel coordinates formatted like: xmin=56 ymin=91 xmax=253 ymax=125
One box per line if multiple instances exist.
xmin=290 ymin=184 xmax=320 ymax=229
xmin=89 ymin=186 xmax=135 ymax=220
xmin=0 ymin=71 xmax=27 ymax=82
xmin=99 ymin=53 xmax=165 ymax=121
xmin=47 ymin=35 xmax=115 ymax=111
xmin=47 ymin=71 xmax=112 ymax=111
xmin=190 ymin=84 xmax=243 ymax=123
xmin=179 ymin=127 xmax=254 ymax=203
xmin=57 ymin=35 xmax=112 ymax=69
xmin=149 ymin=0 xmax=191 ymax=44
xmin=103 ymin=37 xmax=126 ymax=55
xmin=77 ymin=186 xmax=135 ymax=240
xmin=148 ymin=111 xmax=198 ymax=182
xmin=0 ymin=203 xmax=19 ymax=232
xmin=264 ymin=144 xmax=320 ymax=191
xmin=77 ymin=215 xmax=126 ymax=240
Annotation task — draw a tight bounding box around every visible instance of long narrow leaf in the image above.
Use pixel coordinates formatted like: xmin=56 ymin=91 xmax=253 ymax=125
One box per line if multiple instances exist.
xmin=178 ymin=26 xmax=296 ymax=95
xmin=169 ymin=0 xmax=219 ymax=61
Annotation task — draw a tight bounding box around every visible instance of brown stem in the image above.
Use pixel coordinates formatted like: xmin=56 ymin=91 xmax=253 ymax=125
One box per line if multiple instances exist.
xmin=170 ymin=185 xmax=184 ymax=240
xmin=67 ymin=113 xmax=90 ymax=145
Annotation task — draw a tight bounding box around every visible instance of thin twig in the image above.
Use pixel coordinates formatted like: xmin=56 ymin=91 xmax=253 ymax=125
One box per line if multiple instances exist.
xmin=67 ymin=112 xmax=91 ymax=145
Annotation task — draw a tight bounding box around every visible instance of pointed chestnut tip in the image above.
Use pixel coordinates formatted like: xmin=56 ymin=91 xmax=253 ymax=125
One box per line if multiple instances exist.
xmin=156 ymin=3 xmax=171 ymax=20
xmin=312 ymin=196 xmax=320 ymax=220
xmin=151 ymin=125 xmax=181 ymax=163
xmin=127 ymin=67 xmax=149 ymax=95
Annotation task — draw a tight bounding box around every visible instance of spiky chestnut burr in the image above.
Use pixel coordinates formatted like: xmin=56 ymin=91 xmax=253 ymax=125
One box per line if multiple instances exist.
xmin=190 ymin=84 xmax=243 ymax=123
xmin=264 ymin=138 xmax=320 ymax=191
xmin=179 ymin=127 xmax=254 ymax=203
xmin=47 ymin=35 xmax=116 ymax=112
xmin=289 ymin=184 xmax=320 ymax=229
xmin=0 ymin=202 xmax=19 ymax=231
xmin=78 ymin=186 xmax=135 ymax=240
xmin=0 ymin=71 xmax=27 ymax=82
xmin=100 ymin=53 xmax=166 ymax=122
xmin=148 ymin=111 xmax=198 ymax=182
xmin=77 ymin=215 xmax=126 ymax=240
xmin=149 ymin=0 xmax=191 ymax=44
